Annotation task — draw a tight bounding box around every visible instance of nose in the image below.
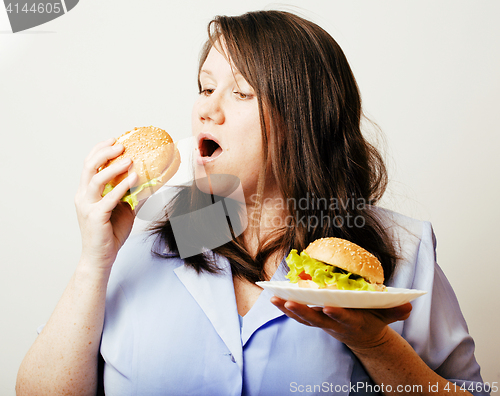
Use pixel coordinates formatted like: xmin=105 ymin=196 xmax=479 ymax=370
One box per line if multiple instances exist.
xmin=197 ymin=92 xmax=225 ymax=125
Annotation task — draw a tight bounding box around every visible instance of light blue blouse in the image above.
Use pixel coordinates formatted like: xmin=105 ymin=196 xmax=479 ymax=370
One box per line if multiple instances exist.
xmin=101 ymin=208 xmax=488 ymax=395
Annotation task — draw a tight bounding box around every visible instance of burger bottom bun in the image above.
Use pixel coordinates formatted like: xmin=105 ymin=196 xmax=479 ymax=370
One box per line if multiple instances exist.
xmin=297 ymin=279 xmax=386 ymax=291
xmin=297 ymin=280 xmax=338 ymax=290
xmin=133 ymin=146 xmax=181 ymax=202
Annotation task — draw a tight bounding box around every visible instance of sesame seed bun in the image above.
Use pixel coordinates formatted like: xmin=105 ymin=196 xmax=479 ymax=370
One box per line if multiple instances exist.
xmin=103 ymin=126 xmax=181 ymax=201
xmin=304 ymin=237 xmax=384 ymax=285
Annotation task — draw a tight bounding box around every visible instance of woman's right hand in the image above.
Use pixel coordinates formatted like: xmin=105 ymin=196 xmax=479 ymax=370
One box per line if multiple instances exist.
xmin=75 ymin=137 xmax=139 ymax=271
xmin=16 ymin=138 xmax=138 ymax=396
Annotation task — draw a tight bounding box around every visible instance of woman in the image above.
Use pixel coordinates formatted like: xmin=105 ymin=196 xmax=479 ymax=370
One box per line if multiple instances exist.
xmin=17 ymin=10 xmax=487 ymax=395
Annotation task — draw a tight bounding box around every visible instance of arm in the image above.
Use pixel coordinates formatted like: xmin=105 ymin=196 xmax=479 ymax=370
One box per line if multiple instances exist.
xmin=16 ymin=138 xmax=138 ymax=396
xmin=271 ymin=298 xmax=473 ymax=396
xmin=351 ymin=326 xmax=468 ymax=395
xmin=272 ymin=218 xmax=487 ymax=395
xmin=16 ymin=262 xmax=111 ymax=395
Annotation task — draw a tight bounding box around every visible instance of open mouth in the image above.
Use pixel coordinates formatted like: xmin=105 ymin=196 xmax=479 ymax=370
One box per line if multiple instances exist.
xmin=199 ymin=137 xmax=223 ymax=159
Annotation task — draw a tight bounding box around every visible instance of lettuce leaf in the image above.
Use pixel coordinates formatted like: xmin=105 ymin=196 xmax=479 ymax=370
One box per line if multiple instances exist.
xmin=102 ymin=179 xmax=158 ymax=210
xmin=285 ymin=249 xmax=377 ymax=291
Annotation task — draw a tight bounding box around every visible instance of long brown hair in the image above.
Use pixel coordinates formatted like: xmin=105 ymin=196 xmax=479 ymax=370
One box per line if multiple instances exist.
xmin=149 ymin=10 xmax=397 ymax=283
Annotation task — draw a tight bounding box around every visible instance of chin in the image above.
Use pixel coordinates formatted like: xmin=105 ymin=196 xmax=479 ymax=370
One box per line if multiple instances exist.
xmin=194 ymin=167 xmax=245 ymax=203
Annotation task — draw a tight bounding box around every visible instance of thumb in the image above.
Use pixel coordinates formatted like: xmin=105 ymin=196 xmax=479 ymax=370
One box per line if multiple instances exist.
xmin=378 ymin=302 xmax=412 ymax=323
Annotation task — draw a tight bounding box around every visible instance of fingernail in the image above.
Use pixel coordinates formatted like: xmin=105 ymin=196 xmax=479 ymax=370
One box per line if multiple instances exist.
xmin=119 ymin=158 xmax=131 ymax=166
xmin=113 ymin=144 xmax=124 ymax=151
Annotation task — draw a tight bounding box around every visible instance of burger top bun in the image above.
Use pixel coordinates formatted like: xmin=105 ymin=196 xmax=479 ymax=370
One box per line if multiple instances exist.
xmin=103 ymin=126 xmax=180 ymax=201
xmin=304 ymin=237 xmax=384 ymax=285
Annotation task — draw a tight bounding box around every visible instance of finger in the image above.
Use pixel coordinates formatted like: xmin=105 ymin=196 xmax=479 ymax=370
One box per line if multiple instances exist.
xmin=270 ymin=296 xmax=286 ymax=306
xmin=375 ymin=303 xmax=413 ymax=323
xmin=80 ymin=142 xmax=124 ymax=190
xmin=285 ymin=301 xmax=335 ymax=329
xmin=99 ymin=172 xmax=138 ymax=214
xmin=322 ymin=306 xmax=350 ymax=323
xmin=270 ymin=297 xmax=313 ymax=327
xmin=87 ymin=137 xmax=116 ymax=160
xmin=86 ymin=158 xmax=133 ymax=202
xmin=323 ymin=302 xmax=413 ymax=325
xmin=283 ymin=301 xmax=337 ymax=328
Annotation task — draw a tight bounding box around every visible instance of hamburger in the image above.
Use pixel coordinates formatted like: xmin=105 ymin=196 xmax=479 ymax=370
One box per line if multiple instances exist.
xmin=101 ymin=126 xmax=181 ymax=210
xmin=285 ymin=238 xmax=386 ymax=291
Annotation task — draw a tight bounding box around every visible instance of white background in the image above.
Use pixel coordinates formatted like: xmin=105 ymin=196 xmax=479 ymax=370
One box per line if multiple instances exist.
xmin=1 ymin=0 xmax=499 ymax=394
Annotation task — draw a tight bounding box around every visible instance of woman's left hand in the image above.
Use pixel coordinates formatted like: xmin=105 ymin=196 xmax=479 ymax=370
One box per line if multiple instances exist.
xmin=270 ymin=297 xmax=412 ymax=353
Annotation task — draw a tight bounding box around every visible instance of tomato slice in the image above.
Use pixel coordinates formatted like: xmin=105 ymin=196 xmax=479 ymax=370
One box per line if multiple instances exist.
xmin=298 ymin=270 xmax=312 ymax=280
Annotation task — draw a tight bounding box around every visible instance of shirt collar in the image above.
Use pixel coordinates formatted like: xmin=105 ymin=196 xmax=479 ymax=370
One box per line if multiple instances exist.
xmin=174 ymin=255 xmax=243 ymax=371
xmin=240 ymin=256 xmax=288 ymax=345
xmin=173 ymin=253 xmax=290 ymax=367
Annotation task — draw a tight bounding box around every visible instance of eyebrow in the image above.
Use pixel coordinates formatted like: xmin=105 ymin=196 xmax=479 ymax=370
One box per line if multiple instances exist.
xmin=199 ymin=68 xmax=244 ymax=80
xmin=199 ymin=69 xmax=212 ymax=76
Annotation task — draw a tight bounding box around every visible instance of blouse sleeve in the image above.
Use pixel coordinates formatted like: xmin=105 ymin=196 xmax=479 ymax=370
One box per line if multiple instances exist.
xmin=393 ymin=220 xmax=490 ymax=396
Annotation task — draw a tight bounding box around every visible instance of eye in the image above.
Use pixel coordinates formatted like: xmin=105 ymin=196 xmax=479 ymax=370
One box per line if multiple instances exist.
xmin=234 ymin=91 xmax=252 ymax=100
xmin=199 ymin=88 xmax=215 ymax=96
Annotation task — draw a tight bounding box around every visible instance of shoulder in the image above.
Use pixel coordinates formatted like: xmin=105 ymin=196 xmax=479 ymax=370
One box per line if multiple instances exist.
xmin=370 ymin=206 xmax=436 ymax=287
xmin=371 ymin=206 xmax=433 ymax=244
xmin=108 ymin=231 xmax=182 ymax=289
xmin=374 ymin=209 xmax=484 ymax=382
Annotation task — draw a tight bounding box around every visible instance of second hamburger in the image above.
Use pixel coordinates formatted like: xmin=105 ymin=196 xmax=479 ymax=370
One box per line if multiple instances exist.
xmin=285 ymin=237 xmax=386 ymax=292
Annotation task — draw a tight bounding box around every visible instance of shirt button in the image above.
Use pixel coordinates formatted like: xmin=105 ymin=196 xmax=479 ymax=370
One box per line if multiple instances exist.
xmin=229 ymin=353 xmax=236 ymax=363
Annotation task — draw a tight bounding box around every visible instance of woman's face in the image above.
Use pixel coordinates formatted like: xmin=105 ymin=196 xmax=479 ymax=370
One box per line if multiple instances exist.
xmin=192 ymin=44 xmax=264 ymax=200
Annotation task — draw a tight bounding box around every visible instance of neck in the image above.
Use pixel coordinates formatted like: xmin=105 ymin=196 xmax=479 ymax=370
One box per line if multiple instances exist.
xmin=240 ymin=191 xmax=287 ymax=276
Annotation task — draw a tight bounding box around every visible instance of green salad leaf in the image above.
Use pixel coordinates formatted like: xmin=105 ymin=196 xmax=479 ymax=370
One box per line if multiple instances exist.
xmin=102 ymin=179 xmax=158 ymax=210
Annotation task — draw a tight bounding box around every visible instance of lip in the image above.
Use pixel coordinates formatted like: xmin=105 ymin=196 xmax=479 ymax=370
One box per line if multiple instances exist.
xmin=196 ymin=132 xmax=224 ymax=165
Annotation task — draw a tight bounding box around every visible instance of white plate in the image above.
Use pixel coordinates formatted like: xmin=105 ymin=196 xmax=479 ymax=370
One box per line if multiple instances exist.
xmin=256 ymin=281 xmax=427 ymax=309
